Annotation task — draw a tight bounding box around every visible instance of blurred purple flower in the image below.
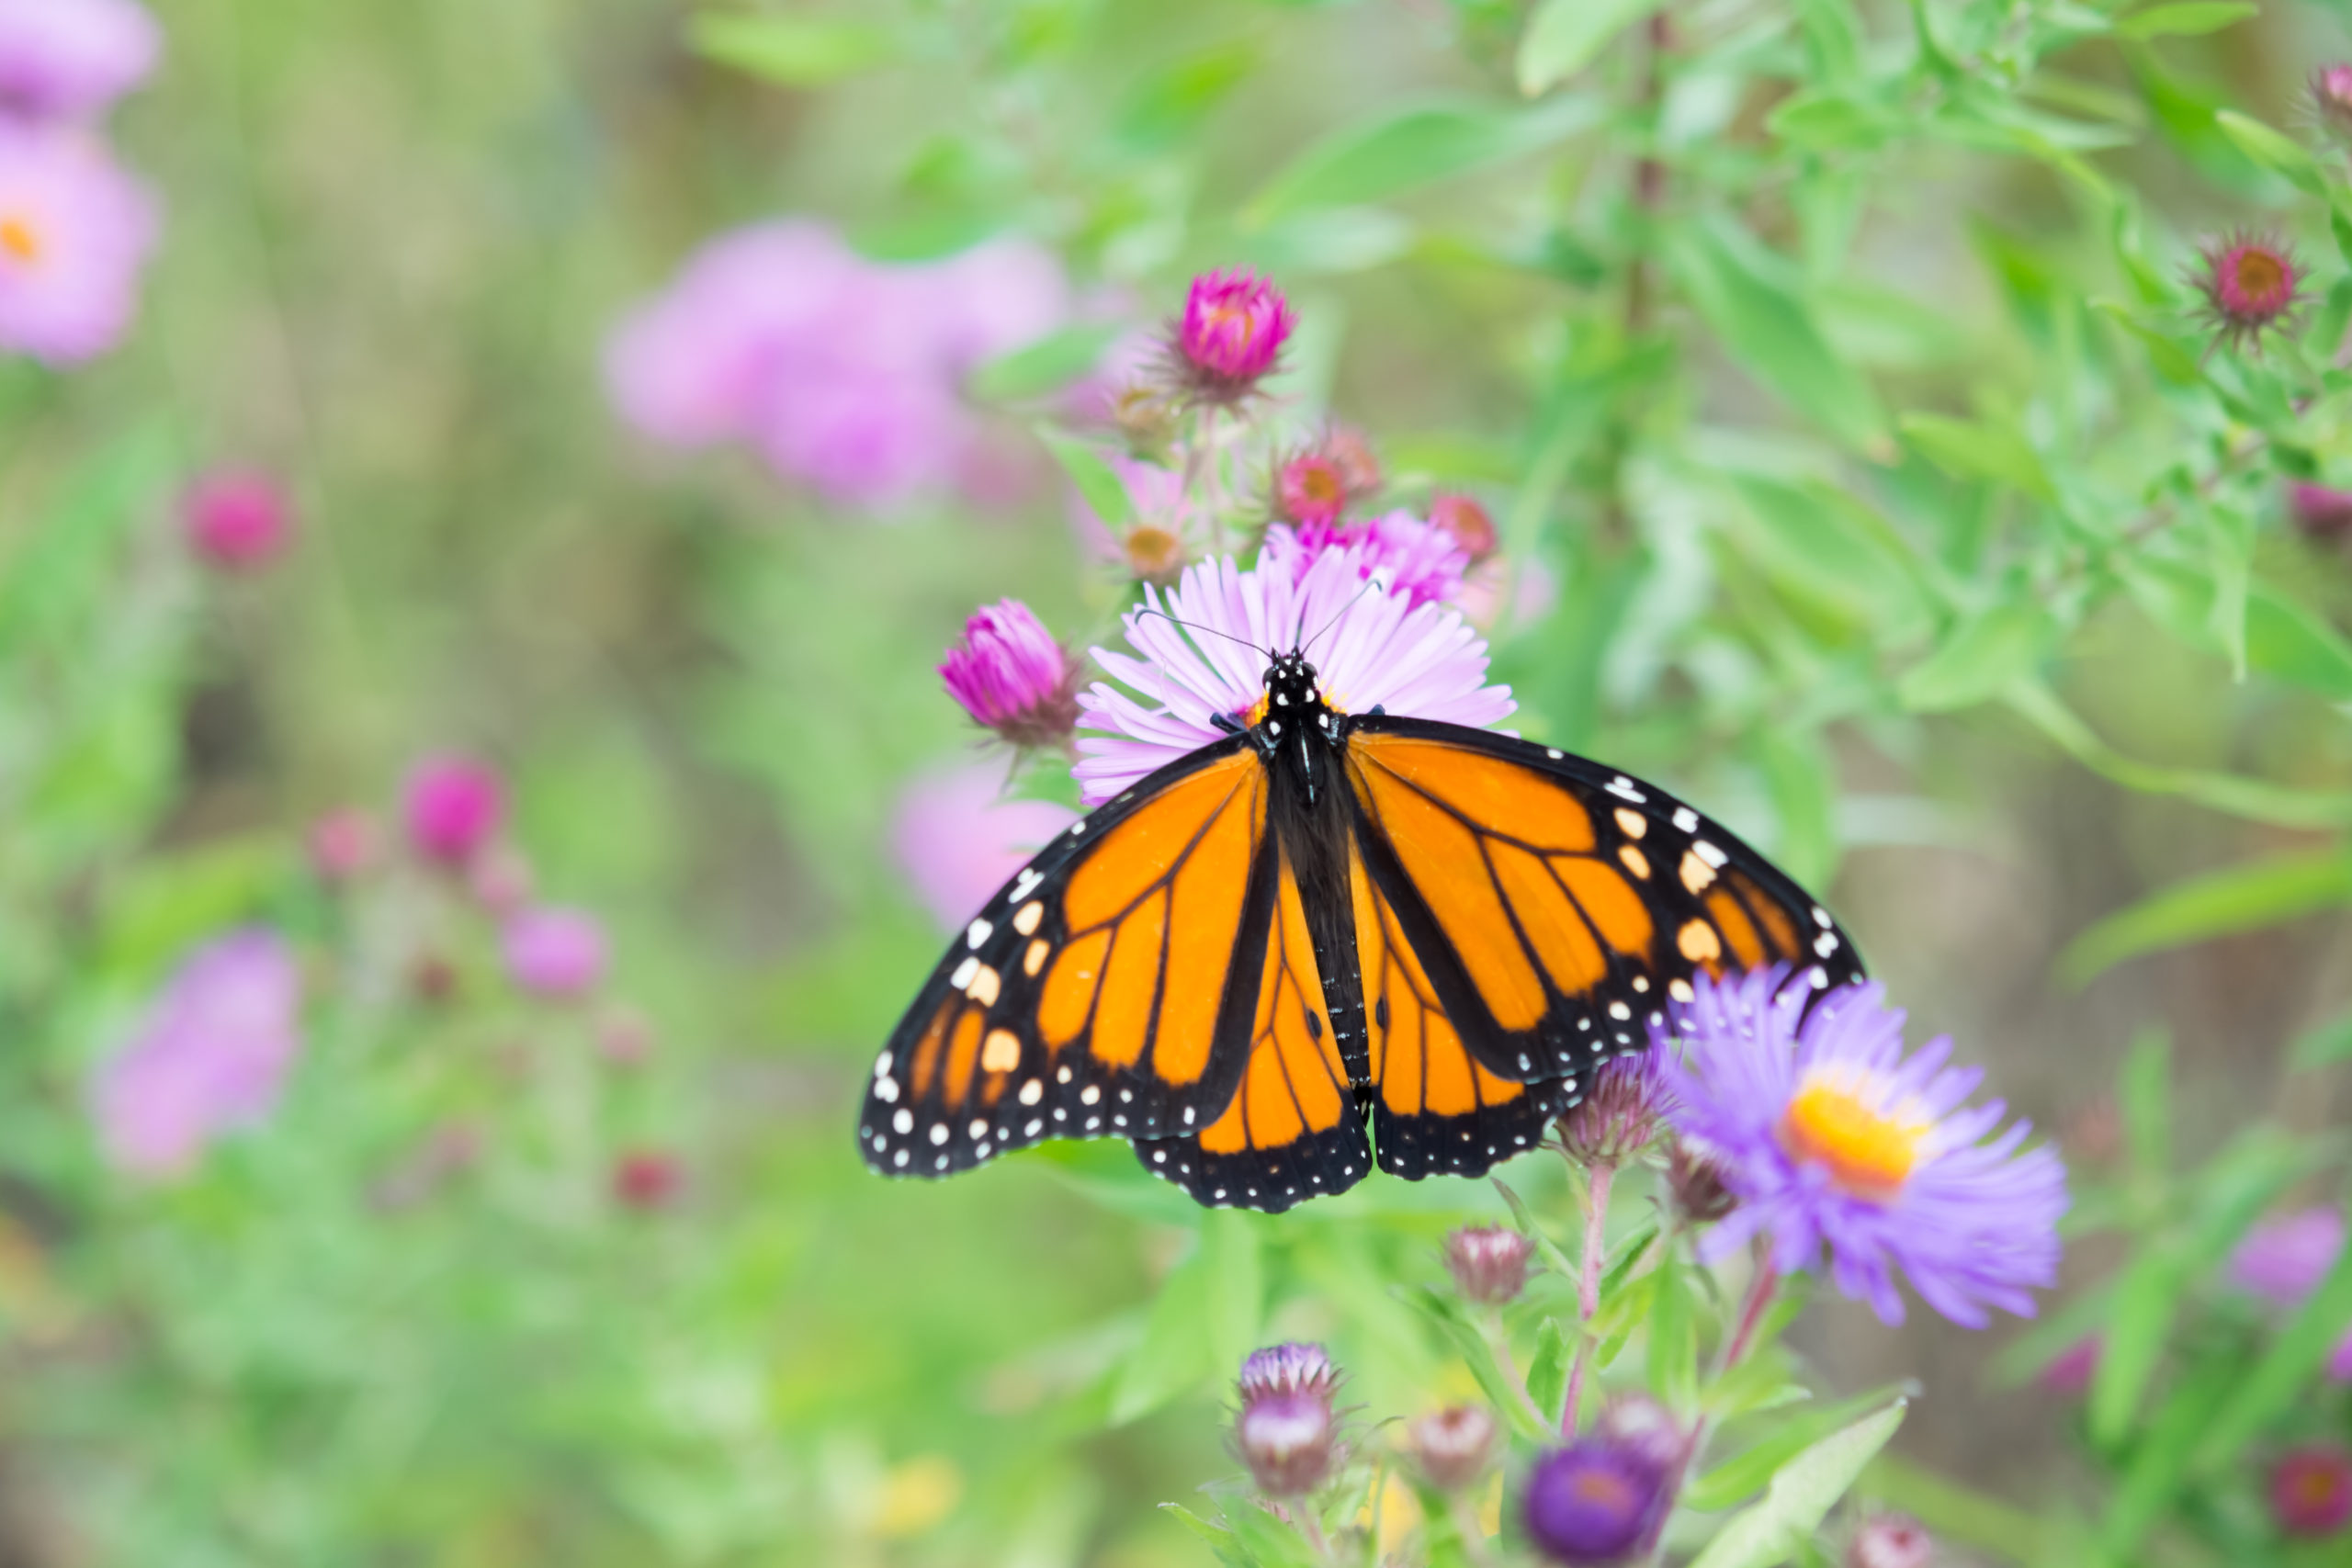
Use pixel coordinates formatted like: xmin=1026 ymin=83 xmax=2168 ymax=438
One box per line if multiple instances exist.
xmin=890 ymin=760 xmax=1078 ymax=931
xmin=1521 ymin=1438 xmax=1671 ymax=1565
xmin=1262 ymin=511 xmax=1471 ymax=609
xmin=180 ymin=469 xmax=293 ymax=571
xmin=940 ymin=599 xmax=1080 ymax=750
xmin=1661 ymin=967 xmax=2069 ymax=1327
xmin=1075 ymin=547 xmax=1514 ymax=805
xmin=0 ymin=0 xmax=159 ymax=123
xmin=0 ymin=125 xmax=153 ymax=364
xmin=503 ymin=907 xmax=607 ymax=999
xmin=2289 ymin=481 xmax=2352 ymax=541
xmin=94 ymin=930 xmax=302 ymax=1178
xmin=402 ymin=753 xmax=504 ymax=868
xmin=2228 ymin=1206 xmax=2352 ymax=1382
xmin=604 ymin=221 xmax=1068 ymax=512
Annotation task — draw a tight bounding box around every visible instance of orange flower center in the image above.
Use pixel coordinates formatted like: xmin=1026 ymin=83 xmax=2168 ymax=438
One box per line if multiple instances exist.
xmin=1205 ymin=302 xmax=1254 ymax=344
xmin=1298 ymin=465 xmax=1342 ymax=504
xmin=2235 ymin=249 xmax=2288 ymax=302
xmin=1778 ymin=1076 xmax=1927 ymax=1201
xmin=1125 ymin=525 xmax=1184 ymax=584
xmin=0 ymin=214 xmax=42 ymax=265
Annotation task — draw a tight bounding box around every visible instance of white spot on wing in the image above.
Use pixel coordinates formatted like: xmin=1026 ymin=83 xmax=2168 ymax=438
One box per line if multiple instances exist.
xmin=967 ymin=918 xmax=992 ymax=949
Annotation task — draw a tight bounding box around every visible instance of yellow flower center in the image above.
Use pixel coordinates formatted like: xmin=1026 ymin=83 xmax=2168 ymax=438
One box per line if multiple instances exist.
xmin=0 ymin=214 xmax=42 ymax=265
xmin=1778 ymin=1075 xmax=1928 ymax=1201
xmin=2235 ymin=249 xmax=2287 ymax=300
xmin=1124 ymin=525 xmax=1183 ymax=585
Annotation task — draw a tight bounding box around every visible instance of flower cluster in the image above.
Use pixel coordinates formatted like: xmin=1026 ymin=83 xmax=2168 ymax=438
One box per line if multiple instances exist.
xmin=605 ymin=221 xmax=1069 ymax=511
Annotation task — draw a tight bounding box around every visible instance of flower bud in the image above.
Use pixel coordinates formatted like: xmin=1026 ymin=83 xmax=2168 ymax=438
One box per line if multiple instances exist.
xmin=403 ymin=754 xmax=505 ymax=868
xmin=2290 ymin=481 xmax=2352 ymax=542
xmin=1171 ymin=268 xmax=1294 ymax=405
xmin=1273 ymin=450 xmax=1349 ymax=528
xmin=1408 ymin=1404 xmax=1497 ymax=1491
xmin=1428 ymin=493 xmax=1497 ymax=562
xmin=2193 ymin=231 xmax=2303 ymax=355
xmin=503 ymin=907 xmax=608 ymax=999
xmin=1847 ymin=1513 xmax=1932 ymax=1568
xmin=1237 ymin=1341 xmax=1339 ymax=1404
xmin=1521 ymin=1438 xmax=1671 ymax=1566
xmin=613 ymin=1150 xmax=683 ymax=1211
xmin=1594 ymin=1395 xmax=1683 ymax=1476
xmin=1444 ymin=1224 xmax=1532 ymax=1305
xmin=1557 ymin=1046 xmax=1667 ymax=1166
xmin=1665 ymin=1140 xmax=1736 ymax=1225
xmin=1237 ymin=1389 xmax=1335 ymax=1496
xmin=2272 ymin=1444 xmax=2352 ymax=1538
xmin=2037 ymin=1334 xmax=2100 ymax=1397
xmin=307 ymin=808 xmax=376 ymax=885
xmin=181 ymin=469 xmax=294 ymax=572
xmin=939 ymin=599 xmax=1081 ymax=750
xmin=2313 ymin=64 xmax=2352 ymax=141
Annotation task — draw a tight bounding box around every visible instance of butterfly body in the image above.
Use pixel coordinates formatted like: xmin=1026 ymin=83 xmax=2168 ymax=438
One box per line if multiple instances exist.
xmin=862 ymin=649 xmax=1864 ymax=1212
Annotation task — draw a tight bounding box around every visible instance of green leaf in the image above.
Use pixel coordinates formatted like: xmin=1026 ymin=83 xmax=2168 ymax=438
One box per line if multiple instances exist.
xmin=1115 ymin=40 xmax=1258 ymax=151
xmin=968 ymin=322 xmax=1124 ymax=402
xmin=2102 ymin=1359 xmax=2236 ymax=1555
xmin=0 ymin=422 xmax=173 ymax=657
xmin=1895 ymin=412 xmax=2054 ymax=502
xmin=1517 ymin=0 xmax=1657 ymax=96
xmin=2191 ymin=1240 xmax=2352 ymax=1473
xmin=2245 ymin=587 xmax=2352 ymax=701
xmin=2119 ymin=1029 xmax=2171 ymax=1179
xmin=1159 ymin=1504 xmax=1252 ymax=1568
xmin=1527 ymin=1318 xmax=1571 ymax=1426
xmin=1667 ymin=217 xmax=1886 ymax=450
xmin=1250 ymin=96 xmax=1602 ymax=222
xmin=2213 ymin=109 xmax=2325 ymax=196
xmin=2086 ymin=1247 xmax=2185 ymax=1450
xmin=1857 ymin=1455 xmax=2044 ymax=1564
xmin=2118 ymin=1 xmax=2256 ymax=38
xmin=1646 ymin=1256 xmax=1699 ymax=1414
xmin=1687 ymin=1401 xmax=1908 ymax=1568
xmin=1897 ymin=605 xmax=2050 ymax=712
xmin=685 ymin=12 xmax=898 ymax=87
xmin=1110 ymin=1220 xmax=1256 ymax=1424
xmin=2056 ymin=849 xmax=2352 ymax=986
xmin=1401 ymin=1287 xmax=1549 ymax=1441
xmin=1220 ymin=1495 xmax=1322 ymax=1568
xmin=1769 ymin=90 xmax=1899 ymax=152
xmin=1036 ymin=429 xmax=1136 ymax=528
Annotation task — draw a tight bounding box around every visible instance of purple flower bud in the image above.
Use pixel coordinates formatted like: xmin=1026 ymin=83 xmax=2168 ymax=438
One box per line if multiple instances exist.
xmin=181 ymin=470 xmax=294 ymax=572
xmin=403 ymin=754 xmax=505 ymax=868
xmin=2038 ymin=1334 xmax=2100 ymax=1397
xmin=2270 ymin=1445 xmax=2352 ymax=1539
xmin=2290 ymin=482 xmax=2352 ymax=541
xmin=2193 ymin=231 xmax=2303 ymax=355
xmin=502 ymin=907 xmax=608 ymax=999
xmin=939 ymin=598 xmax=1080 ymax=750
xmin=1847 ymin=1513 xmax=1933 ymax=1568
xmin=1171 ymin=268 xmax=1293 ymax=404
xmin=1444 ymin=1224 xmax=1533 ymax=1304
xmin=1665 ymin=1139 xmax=1736 ymax=1225
xmin=1237 ymin=1391 xmax=1335 ymax=1496
xmin=1521 ymin=1439 xmax=1672 ymax=1566
xmin=1558 ymin=1044 xmax=1668 ymax=1166
xmin=1237 ymin=1341 xmax=1339 ymax=1404
xmin=1408 ymin=1404 xmax=1497 ymax=1492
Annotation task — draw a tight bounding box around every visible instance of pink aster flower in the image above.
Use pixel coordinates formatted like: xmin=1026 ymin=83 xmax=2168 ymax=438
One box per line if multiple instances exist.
xmin=1428 ymin=492 xmax=1497 ymax=561
xmin=891 ymin=760 xmax=1079 ymax=931
xmin=1170 ymin=268 xmax=1292 ymax=404
xmin=940 ymin=598 xmax=1080 ymax=750
xmin=2228 ymin=1206 xmax=2352 ymax=1382
xmin=1261 ymin=509 xmax=1471 ymax=609
xmin=402 ymin=753 xmax=505 ymax=868
xmin=1067 ymin=452 xmax=1196 ymax=586
xmin=0 ymin=0 xmax=159 ymax=123
xmin=93 ymin=929 xmax=303 ymax=1178
xmin=2193 ymin=231 xmax=2303 ymax=355
xmin=0 ymin=125 xmax=153 ymax=364
xmin=2313 ymin=64 xmax=2352 ymax=142
xmin=1273 ymin=450 xmax=1350 ymax=528
xmin=1660 ymin=967 xmax=2069 ymax=1327
xmin=502 ymin=907 xmax=608 ymax=999
xmin=1074 ymin=547 xmax=1514 ymax=805
xmin=179 ymin=469 xmax=293 ymax=571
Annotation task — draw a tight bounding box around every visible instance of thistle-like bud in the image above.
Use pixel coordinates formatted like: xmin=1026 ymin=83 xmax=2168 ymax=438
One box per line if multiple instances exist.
xmin=1237 ymin=1341 xmax=1340 ymax=1403
xmin=1443 ymin=1224 xmax=1533 ymax=1304
xmin=1665 ymin=1140 xmax=1736 ymax=1225
xmin=1847 ymin=1513 xmax=1934 ymax=1568
xmin=1409 ymin=1404 xmax=1498 ymax=1491
xmin=1558 ymin=1045 xmax=1668 ymax=1167
xmin=1233 ymin=1343 xmax=1340 ymax=1497
xmin=2191 ymin=231 xmax=2304 ymax=355
xmin=1170 ymin=268 xmax=1294 ymax=405
xmin=1110 ymin=382 xmax=1178 ymax=458
xmin=2312 ymin=64 xmax=2352 ymax=142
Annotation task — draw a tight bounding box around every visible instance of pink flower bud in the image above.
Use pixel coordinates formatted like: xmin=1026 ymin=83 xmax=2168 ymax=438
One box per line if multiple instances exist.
xmin=402 ymin=754 xmax=504 ymax=867
xmin=181 ymin=470 xmax=293 ymax=572
xmin=1429 ymin=492 xmax=1498 ymax=561
xmin=1171 ymin=268 xmax=1293 ymax=403
xmin=307 ymin=808 xmax=376 ymax=884
xmin=502 ymin=907 xmax=607 ymax=999
xmin=1444 ymin=1224 xmax=1532 ymax=1304
xmin=939 ymin=599 xmax=1080 ymax=750
xmin=1237 ymin=1390 xmax=1335 ymax=1497
xmin=2194 ymin=231 xmax=2303 ymax=355
xmin=1408 ymin=1404 xmax=1497 ymax=1491
xmin=613 ymin=1150 xmax=683 ymax=1211
xmin=1846 ymin=1513 xmax=1933 ymax=1568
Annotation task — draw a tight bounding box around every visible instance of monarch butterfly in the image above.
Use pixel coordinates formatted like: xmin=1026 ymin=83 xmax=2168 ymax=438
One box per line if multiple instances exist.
xmin=860 ymin=644 xmax=1863 ymax=1213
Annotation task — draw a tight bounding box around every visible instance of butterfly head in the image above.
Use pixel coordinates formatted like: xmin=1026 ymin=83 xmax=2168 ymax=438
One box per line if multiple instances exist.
xmin=1260 ymin=650 xmax=1328 ymax=725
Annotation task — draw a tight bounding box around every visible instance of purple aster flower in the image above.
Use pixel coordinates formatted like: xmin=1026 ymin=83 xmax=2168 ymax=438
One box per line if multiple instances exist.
xmin=0 ymin=125 xmax=153 ymax=364
xmin=502 ymin=908 xmax=608 ymax=999
xmin=93 ymin=930 xmax=303 ymax=1178
xmin=1521 ymin=1438 xmax=1671 ymax=1566
xmin=0 ymin=0 xmax=159 ymax=123
xmin=1660 ymin=967 xmax=2069 ymax=1327
xmin=890 ymin=760 xmax=1079 ymax=931
xmin=939 ymin=598 xmax=1080 ymax=750
xmin=1262 ymin=510 xmax=1471 ymax=609
xmin=1170 ymin=267 xmax=1292 ymax=404
xmin=1074 ymin=547 xmax=1514 ymax=805
xmin=1444 ymin=1224 xmax=1533 ymax=1304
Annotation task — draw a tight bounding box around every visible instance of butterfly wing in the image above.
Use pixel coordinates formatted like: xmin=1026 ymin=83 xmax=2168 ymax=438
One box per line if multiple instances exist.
xmin=1342 ymin=716 xmax=1864 ymax=1179
xmin=861 ymin=742 xmax=1280 ymax=1179
xmin=1131 ymin=836 xmax=1371 ymax=1213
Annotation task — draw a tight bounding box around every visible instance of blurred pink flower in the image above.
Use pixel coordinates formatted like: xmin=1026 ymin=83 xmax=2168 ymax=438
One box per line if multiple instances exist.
xmin=613 ymin=1149 xmax=683 ymax=1211
xmin=402 ymin=753 xmax=505 ymax=867
xmin=503 ymin=907 xmax=607 ymax=998
xmin=1428 ymin=492 xmax=1497 ymax=561
xmin=2228 ymin=1206 xmax=2352 ymax=1382
xmin=306 ymin=807 xmax=376 ymax=884
xmin=1262 ymin=510 xmax=1470 ymax=609
xmin=2038 ymin=1335 xmax=2100 ymax=1396
xmin=891 ymin=760 xmax=1078 ymax=931
xmin=941 ymin=598 xmax=1080 ymax=750
xmin=0 ymin=0 xmax=158 ymax=123
xmin=467 ymin=842 xmax=534 ymax=917
xmin=93 ymin=929 xmax=303 ymax=1177
xmin=180 ymin=469 xmax=293 ymax=571
xmin=605 ymin=221 xmax=1068 ymax=512
xmin=0 ymin=126 xmax=153 ymax=364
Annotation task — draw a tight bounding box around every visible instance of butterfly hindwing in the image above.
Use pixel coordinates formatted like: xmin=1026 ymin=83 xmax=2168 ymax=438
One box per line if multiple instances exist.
xmin=861 ymin=743 xmax=1275 ymax=1179
xmin=1341 ymin=717 xmax=1866 ymax=1128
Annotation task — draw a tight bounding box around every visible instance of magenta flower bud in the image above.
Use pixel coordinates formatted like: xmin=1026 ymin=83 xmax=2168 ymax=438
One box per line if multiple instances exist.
xmin=1444 ymin=1224 xmax=1533 ymax=1304
xmin=940 ymin=598 xmax=1080 ymax=750
xmin=2193 ymin=231 xmax=2303 ymax=355
xmin=306 ymin=807 xmax=376 ymax=885
xmin=2313 ymin=64 xmax=2352 ymax=141
xmin=1172 ymin=268 xmax=1294 ymax=403
xmin=613 ymin=1149 xmax=683 ymax=1211
xmin=402 ymin=754 xmax=505 ymax=867
xmin=1558 ymin=1044 xmax=1668 ymax=1166
xmin=1521 ymin=1439 xmax=1672 ymax=1566
xmin=0 ymin=0 xmax=160 ymax=121
xmin=1237 ymin=1390 xmax=1335 ymax=1497
xmin=1274 ymin=449 xmax=1348 ymax=528
xmin=502 ymin=907 xmax=607 ymax=999
xmin=181 ymin=470 xmax=293 ymax=572
xmin=1408 ymin=1404 xmax=1497 ymax=1492
xmin=1847 ymin=1513 xmax=1933 ymax=1568
xmin=2290 ymin=482 xmax=2352 ymax=541
xmin=1238 ymin=1341 xmax=1340 ymax=1404
xmin=2037 ymin=1334 xmax=2100 ymax=1397
xmin=1429 ymin=492 xmax=1498 ymax=562
xmin=2271 ymin=1445 xmax=2352 ymax=1539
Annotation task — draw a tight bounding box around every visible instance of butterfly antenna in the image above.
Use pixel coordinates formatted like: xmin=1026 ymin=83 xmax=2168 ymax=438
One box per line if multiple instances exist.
xmin=1299 ymin=575 xmax=1382 ymax=660
xmin=1136 ymin=606 xmax=1269 ymax=660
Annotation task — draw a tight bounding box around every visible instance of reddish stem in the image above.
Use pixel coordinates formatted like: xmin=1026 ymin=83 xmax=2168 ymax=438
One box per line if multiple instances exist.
xmin=1560 ymin=1159 xmax=1616 ymax=1432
